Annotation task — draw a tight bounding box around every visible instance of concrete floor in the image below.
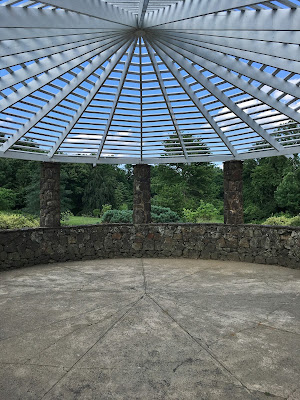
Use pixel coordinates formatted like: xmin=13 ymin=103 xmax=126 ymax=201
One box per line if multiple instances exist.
xmin=0 ymin=259 xmax=299 ymax=400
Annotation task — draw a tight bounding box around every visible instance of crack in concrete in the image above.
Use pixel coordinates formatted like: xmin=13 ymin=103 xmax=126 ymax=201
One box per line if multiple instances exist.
xmin=23 ymin=298 xmax=139 ymax=367
xmin=147 ymin=293 xmax=263 ymax=400
xmin=287 ymin=386 xmax=300 ymax=400
xmin=0 ymin=295 xmax=140 ymax=342
xmin=38 ymin=295 xmax=144 ymax=400
xmin=141 ymin=259 xmax=147 ymax=294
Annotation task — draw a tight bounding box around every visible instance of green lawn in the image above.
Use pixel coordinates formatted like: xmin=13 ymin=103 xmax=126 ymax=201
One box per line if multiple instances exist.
xmin=62 ymin=216 xmax=102 ymax=226
xmin=61 ymin=215 xmax=225 ymax=226
xmin=197 ymin=216 xmax=224 ymax=223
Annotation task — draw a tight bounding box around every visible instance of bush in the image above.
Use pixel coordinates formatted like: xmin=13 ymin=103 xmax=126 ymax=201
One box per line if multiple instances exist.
xmin=60 ymin=210 xmax=74 ymax=222
xmin=92 ymin=209 xmax=101 ymax=218
xmin=102 ymin=209 xmax=133 ymax=223
xmin=263 ymin=215 xmax=291 ymax=226
xmin=183 ymin=208 xmax=198 ymax=223
xmin=101 ymin=204 xmax=112 ymax=216
xmin=197 ymin=201 xmax=218 ymax=221
xmin=0 ymin=188 xmax=16 ymax=210
xmin=151 ymin=205 xmax=180 ymax=223
xmin=244 ymin=204 xmax=266 ymax=223
xmin=101 ymin=206 xmax=180 ymax=223
xmin=183 ymin=201 xmax=218 ymax=222
xmin=290 ymin=215 xmax=300 ymax=226
xmin=0 ymin=212 xmax=39 ymax=229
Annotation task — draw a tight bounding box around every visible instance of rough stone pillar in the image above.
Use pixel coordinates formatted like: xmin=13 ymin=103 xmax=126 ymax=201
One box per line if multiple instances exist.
xmin=224 ymin=160 xmax=244 ymax=225
xmin=40 ymin=162 xmax=61 ymax=227
xmin=133 ymin=164 xmax=151 ymax=224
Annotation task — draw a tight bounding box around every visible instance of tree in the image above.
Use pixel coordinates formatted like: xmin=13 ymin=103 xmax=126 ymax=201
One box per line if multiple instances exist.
xmin=275 ymin=169 xmax=300 ymax=215
xmin=0 ymin=188 xmax=16 ymax=210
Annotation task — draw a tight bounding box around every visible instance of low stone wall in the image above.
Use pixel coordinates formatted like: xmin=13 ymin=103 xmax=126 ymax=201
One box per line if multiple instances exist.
xmin=0 ymin=224 xmax=299 ymax=271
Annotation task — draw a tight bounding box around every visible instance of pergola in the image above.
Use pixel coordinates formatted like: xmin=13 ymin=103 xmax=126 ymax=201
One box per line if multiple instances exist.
xmin=0 ymin=0 xmax=299 ymax=225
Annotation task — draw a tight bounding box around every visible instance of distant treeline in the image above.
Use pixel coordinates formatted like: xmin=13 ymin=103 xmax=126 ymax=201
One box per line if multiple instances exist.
xmin=0 ymin=154 xmax=299 ymax=222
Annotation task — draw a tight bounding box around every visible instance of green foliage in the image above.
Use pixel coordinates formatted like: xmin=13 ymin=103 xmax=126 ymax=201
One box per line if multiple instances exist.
xmin=197 ymin=200 xmax=218 ymax=221
xmin=290 ymin=215 xmax=300 ymax=226
xmin=60 ymin=210 xmax=74 ymax=222
xmin=0 ymin=188 xmax=16 ymax=210
xmin=93 ymin=209 xmax=101 ymax=218
xmin=263 ymin=215 xmax=291 ymax=226
xmin=102 ymin=209 xmax=133 ymax=223
xmin=151 ymin=163 xmax=223 ymax=215
xmin=275 ymin=171 xmax=300 ymax=215
xmin=101 ymin=204 xmax=112 ymax=216
xmin=183 ymin=201 xmax=219 ymax=222
xmin=0 ymin=212 xmax=39 ymax=229
xmin=93 ymin=204 xmax=112 ymax=218
xmin=244 ymin=204 xmax=266 ymax=223
xmin=101 ymin=206 xmax=180 ymax=223
xmin=262 ymin=214 xmax=300 ymax=226
xmin=182 ymin=208 xmax=198 ymax=223
xmin=151 ymin=205 xmax=180 ymax=223
xmin=243 ymin=154 xmax=300 ymax=222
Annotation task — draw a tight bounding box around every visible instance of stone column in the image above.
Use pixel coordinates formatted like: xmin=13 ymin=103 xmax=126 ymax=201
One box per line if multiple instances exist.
xmin=224 ymin=160 xmax=244 ymax=225
xmin=40 ymin=162 xmax=61 ymax=227
xmin=133 ymin=164 xmax=151 ymax=224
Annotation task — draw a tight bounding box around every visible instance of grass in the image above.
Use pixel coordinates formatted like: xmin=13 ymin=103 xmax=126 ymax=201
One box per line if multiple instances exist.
xmin=62 ymin=216 xmax=102 ymax=226
xmin=197 ymin=216 xmax=224 ymax=223
xmin=61 ymin=215 xmax=225 ymax=226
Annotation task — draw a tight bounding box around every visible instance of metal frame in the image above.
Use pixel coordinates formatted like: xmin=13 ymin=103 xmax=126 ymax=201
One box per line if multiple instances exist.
xmin=0 ymin=0 xmax=299 ymax=164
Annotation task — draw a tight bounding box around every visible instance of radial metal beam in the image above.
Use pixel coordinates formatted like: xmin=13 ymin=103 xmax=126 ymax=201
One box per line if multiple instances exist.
xmin=164 ymin=29 xmax=300 ymax=46
xmin=157 ymin=32 xmax=300 ymax=98
xmin=0 ymin=31 xmax=109 ymax=57
xmin=0 ymin=27 xmax=106 ymax=41
xmin=153 ymin=39 xmax=285 ymax=152
xmin=158 ymin=31 xmax=300 ymax=74
xmin=163 ymin=31 xmax=300 ymax=63
xmin=0 ymin=40 xmax=130 ymax=153
xmin=0 ymin=32 xmax=123 ymax=68
xmin=96 ymin=40 xmax=137 ymax=159
xmin=149 ymin=40 xmax=238 ymax=157
xmin=42 ymin=0 xmax=136 ymax=27
xmin=143 ymin=0 xmax=282 ymax=28
xmin=0 ymin=35 xmax=126 ymax=113
xmin=0 ymin=34 xmax=121 ymax=89
xmin=48 ymin=40 xmax=134 ymax=158
xmin=138 ymin=0 xmax=150 ymax=28
xmin=145 ymin=40 xmax=189 ymax=160
xmin=154 ymin=36 xmax=300 ymax=126
xmin=146 ymin=8 xmax=300 ymax=32
xmin=0 ymin=5 xmax=127 ymax=30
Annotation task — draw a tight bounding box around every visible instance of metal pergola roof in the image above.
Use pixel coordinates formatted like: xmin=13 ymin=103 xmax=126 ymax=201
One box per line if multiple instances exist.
xmin=0 ymin=0 xmax=299 ymax=165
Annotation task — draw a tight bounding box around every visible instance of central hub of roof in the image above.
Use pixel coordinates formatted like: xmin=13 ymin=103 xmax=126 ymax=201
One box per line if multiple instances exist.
xmin=135 ymin=30 xmax=146 ymax=37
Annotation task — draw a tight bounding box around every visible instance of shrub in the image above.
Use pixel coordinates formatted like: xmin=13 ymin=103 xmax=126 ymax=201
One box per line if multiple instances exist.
xmin=101 ymin=206 xmax=180 ymax=223
xmin=92 ymin=209 xmax=101 ymax=218
xmin=290 ymin=215 xmax=300 ymax=226
xmin=151 ymin=205 xmax=180 ymax=222
xmin=0 ymin=212 xmax=39 ymax=229
xmin=263 ymin=215 xmax=291 ymax=226
xmin=197 ymin=200 xmax=218 ymax=221
xmin=183 ymin=201 xmax=218 ymax=222
xmin=60 ymin=210 xmax=74 ymax=222
xmin=102 ymin=209 xmax=133 ymax=223
xmin=151 ymin=206 xmax=180 ymax=223
xmin=183 ymin=208 xmax=198 ymax=223
xmin=244 ymin=204 xmax=266 ymax=223
xmin=101 ymin=204 xmax=112 ymax=216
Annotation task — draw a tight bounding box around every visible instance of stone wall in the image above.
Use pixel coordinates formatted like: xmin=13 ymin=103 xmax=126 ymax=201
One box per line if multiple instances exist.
xmin=0 ymin=224 xmax=299 ymax=271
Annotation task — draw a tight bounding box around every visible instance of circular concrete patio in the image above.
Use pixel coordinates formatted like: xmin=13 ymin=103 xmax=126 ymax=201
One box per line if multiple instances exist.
xmin=0 ymin=259 xmax=299 ymax=400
